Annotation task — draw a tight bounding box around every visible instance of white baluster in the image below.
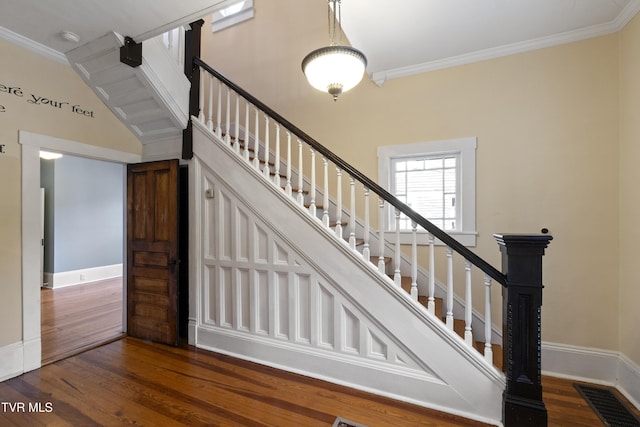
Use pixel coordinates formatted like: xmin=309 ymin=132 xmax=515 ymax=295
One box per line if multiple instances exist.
xmin=411 ymin=221 xmax=418 ymax=301
xmin=224 ymin=87 xmax=231 ymax=144
xmin=167 ymin=29 xmax=174 ymax=54
xmin=484 ymin=275 xmax=493 ymax=364
xmin=234 ymin=93 xmax=240 ymax=154
xmin=253 ymin=108 xmax=260 ymax=169
xmin=378 ymin=198 xmax=386 ymax=274
xmin=178 ymin=27 xmax=185 ymax=65
xmin=206 ymin=74 xmax=213 ymax=130
xmin=285 ymin=132 xmax=292 ymax=196
xmin=393 ymin=209 xmax=401 ymax=287
xmin=427 ymin=233 xmax=435 ymax=316
xmin=309 ymin=149 xmax=317 ymax=217
xmin=215 ymin=80 xmax=222 ymax=137
xmin=363 ymin=189 xmax=370 ymax=260
xmin=263 ymin=115 xmax=270 ymax=178
xmin=464 ymin=261 xmax=473 ymax=346
xmin=349 ymin=178 xmax=356 ymax=250
xmin=244 ymin=101 xmax=250 ymax=162
xmin=273 ymin=124 xmax=281 ymax=186
xmin=198 ymin=69 xmax=205 ymax=123
xmin=322 ymin=158 xmax=330 ymax=227
xmin=297 ymin=139 xmax=304 ymax=206
xmin=335 ymin=168 xmax=343 ymax=239
xmin=446 ymin=248 xmax=454 ymax=330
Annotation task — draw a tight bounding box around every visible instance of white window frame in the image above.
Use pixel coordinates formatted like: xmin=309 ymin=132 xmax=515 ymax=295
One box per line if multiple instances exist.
xmin=211 ymin=0 xmax=254 ymax=33
xmin=377 ymin=137 xmax=477 ymax=247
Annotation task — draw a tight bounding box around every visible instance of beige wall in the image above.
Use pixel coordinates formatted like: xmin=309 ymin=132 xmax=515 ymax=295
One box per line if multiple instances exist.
xmin=202 ymin=0 xmax=625 ymax=353
xmin=0 ymin=38 xmax=140 ymax=347
xmin=619 ymin=14 xmax=640 ymax=367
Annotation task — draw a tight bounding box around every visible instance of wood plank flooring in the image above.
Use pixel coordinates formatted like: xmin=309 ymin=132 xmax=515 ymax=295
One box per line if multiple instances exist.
xmin=41 ymin=278 xmax=124 ymax=365
xmin=27 ymin=278 xmax=640 ymax=425
xmin=3 ymin=337 xmax=639 ymax=426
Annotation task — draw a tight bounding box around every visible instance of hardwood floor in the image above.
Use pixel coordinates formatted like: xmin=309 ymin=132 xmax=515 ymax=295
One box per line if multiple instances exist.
xmin=27 ymin=279 xmax=640 ymax=425
xmin=2 ymin=338 xmax=489 ymax=426
xmin=3 ymin=336 xmax=639 ymax=426
xmin=41 ymin=278 xmax=124 ymax=365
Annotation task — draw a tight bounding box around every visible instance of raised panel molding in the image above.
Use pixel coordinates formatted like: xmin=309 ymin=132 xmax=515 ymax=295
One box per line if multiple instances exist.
xmin=198 ymin=160 xmax=444 ymax=375
xmin=190 ymin=121 xmax=505 ymax=425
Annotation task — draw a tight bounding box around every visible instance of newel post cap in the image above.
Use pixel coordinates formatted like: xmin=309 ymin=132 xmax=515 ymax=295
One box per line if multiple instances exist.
xmin=494 ymin=233 xmax=553 ymax=254
xmin=494 ymin=233 xmax=553 ymax=246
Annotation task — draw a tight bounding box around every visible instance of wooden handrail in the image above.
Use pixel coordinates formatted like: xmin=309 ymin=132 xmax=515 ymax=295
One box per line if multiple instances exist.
xmin=193 ymin=57 xmax=506 ymax=286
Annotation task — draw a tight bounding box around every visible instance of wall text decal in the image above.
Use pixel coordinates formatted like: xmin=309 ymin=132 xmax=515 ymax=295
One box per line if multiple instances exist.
xmin=0 ymin=144 xmax=5 ymax=154
xmin=0 ymin=82 xmax=95 ymax=118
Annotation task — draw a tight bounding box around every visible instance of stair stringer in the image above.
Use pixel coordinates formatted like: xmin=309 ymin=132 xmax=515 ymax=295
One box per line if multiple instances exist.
xmin=190 ymin=120 xmax=505 ymax=425
xmin=66 ymin=31 xmax=189 ymax=145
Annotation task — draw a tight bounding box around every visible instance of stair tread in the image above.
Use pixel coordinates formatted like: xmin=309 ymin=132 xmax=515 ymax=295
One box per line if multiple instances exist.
xmin=371 ymin=255 xmax=391 ymax=265
xmin=284 ymin=187 xmax=309 ymax=195
xmin=304 ymin=203 xmax=325 ymax=210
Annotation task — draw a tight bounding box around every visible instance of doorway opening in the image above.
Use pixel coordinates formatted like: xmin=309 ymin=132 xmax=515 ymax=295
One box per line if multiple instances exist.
xmin=20 ymin=130 xmax=142 ymax=371
xmin=40 ymin=152 xmax=126 ymax=364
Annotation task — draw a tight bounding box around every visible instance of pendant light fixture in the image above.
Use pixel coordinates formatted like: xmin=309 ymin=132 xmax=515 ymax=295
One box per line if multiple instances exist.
xmin=301 ymin=0 xmax=367 ymax=101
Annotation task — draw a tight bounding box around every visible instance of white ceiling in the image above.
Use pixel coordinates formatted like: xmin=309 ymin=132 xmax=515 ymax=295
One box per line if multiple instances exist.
xmin=0 ymin=0 xmax=231 ymax=55
xmin=1 ymin=0 xmax=640 ymax=83
xmin=339 ymin=0 xmax=640 ymax=83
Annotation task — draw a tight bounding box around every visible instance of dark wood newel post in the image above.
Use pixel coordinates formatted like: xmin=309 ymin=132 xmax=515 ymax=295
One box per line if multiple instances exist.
xmin=182 ymin=19 xmax=204 ymax=160
xmin=494 ymin=234 xmax=553 ymax=427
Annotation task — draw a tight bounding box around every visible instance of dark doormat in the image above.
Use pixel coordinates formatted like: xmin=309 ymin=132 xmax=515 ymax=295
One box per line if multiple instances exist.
xmin=574 ymin=383 xmax=640 ymax=426
xmin=332 ymin=417 xmax=369 ymax=427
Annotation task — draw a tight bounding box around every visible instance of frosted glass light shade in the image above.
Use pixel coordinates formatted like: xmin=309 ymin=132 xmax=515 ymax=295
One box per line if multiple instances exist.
xmin=302 ymin=45 xmax=367 ymax=100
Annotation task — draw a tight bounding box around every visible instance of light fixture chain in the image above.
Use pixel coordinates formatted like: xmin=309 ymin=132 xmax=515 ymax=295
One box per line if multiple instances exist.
xmin=337 ymin=0 xmax=342 ymax=44
xmin=328 ymin=0 xmax=343 ymax=46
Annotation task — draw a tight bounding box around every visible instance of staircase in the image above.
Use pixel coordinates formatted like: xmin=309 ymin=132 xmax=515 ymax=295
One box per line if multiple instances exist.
xmin=65 ymin=21 xmax=551 ymax=426
xmin=207 ymin=124 xmax=506 ymax=363
xmin=189 ymin=116 xmax=506 ymax=425
xmin=184 ymin=50 xmax=552 ymax=426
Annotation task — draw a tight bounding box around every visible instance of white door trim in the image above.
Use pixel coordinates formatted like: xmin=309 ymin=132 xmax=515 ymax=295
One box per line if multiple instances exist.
xmin=19 ymin=130 xmax=140 ymax=373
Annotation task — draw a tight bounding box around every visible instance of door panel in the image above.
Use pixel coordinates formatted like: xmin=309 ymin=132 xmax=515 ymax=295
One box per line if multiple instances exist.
xmin=127 ymin=160 xmax=179 ymax=345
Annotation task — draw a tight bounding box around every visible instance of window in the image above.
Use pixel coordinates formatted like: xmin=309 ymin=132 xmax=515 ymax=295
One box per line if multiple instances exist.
xmin=378 ymin=137 xmax=477 ymax=246
xmin=211 ymin=0 xmax=254 ymax=32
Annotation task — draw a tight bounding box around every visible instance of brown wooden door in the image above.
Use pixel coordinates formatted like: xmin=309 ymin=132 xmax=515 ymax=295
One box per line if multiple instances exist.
xmin=127 ymin=160 xmax=179 ymax=345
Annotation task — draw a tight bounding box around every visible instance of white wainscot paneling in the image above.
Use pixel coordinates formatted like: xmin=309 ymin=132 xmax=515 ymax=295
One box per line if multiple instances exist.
xmin=236 ymin=268 xmax=250 ymax=331
xmin=221 ymin=266 xmax=233 ymax=327
xmin=275 ymin=271 xmax=290 ymax=340
xmin=294 ymin=273 xmax=311 ymax=345
xmin=319 ymin=284 xmax=335 ymax=349
xmin=190 ymin=124 xmax=505 ymax=425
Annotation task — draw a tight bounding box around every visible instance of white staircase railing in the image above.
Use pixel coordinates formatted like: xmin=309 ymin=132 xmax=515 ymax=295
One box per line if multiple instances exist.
xmin=192 ymin=57 xmax=506 ymax=366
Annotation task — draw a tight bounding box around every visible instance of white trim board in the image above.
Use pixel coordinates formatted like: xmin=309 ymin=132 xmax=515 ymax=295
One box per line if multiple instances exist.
xmin=542 ymin=342 xmax=640 ymax=410
xmin=0 ymin=342 xmax=24 ymax=382
xmin=44 ymin=264 xmax=122 ymax=289
xmin=17 ymin=130 xmax=139 ymax=379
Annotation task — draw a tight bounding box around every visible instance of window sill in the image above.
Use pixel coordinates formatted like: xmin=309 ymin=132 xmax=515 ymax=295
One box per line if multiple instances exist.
xmin=385 ymin=230 xmax=477 ymax=247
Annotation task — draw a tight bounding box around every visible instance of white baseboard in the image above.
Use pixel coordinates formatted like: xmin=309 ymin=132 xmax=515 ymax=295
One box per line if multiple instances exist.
xmin=188 ymin=318 xmax=197 ymax=346
xmin=44 ymin=264 xmax=122 ymax=289
xmin=618 ymin=354 xmax=640 ymax=410
xmin=22 ymin=337 xmax=41 ymax=373
xmin=542 ymin=341 xmax=640 ymax=410
xmin=0 ymin=342 xmax=24 ymax=382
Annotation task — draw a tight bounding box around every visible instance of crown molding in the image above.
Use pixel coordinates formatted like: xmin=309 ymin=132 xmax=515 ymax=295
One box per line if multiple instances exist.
xmin=372 ymin=0 xmax=640 ymax=86
xmin=0 ymin=25 xmax=68 ymax=66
